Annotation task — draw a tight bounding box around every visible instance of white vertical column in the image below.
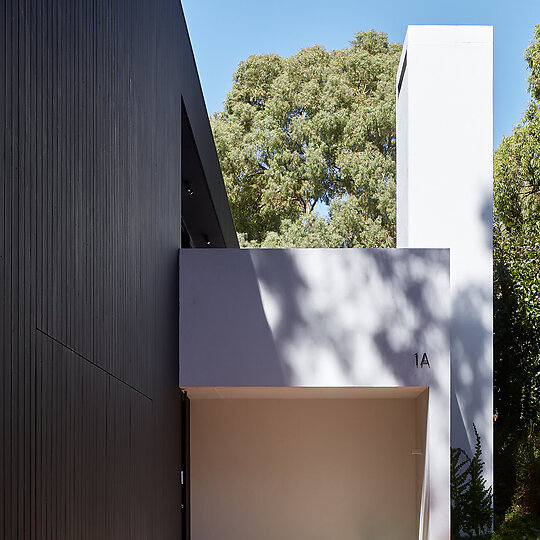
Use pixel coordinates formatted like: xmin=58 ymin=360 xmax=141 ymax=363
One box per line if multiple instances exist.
xmin=397 ymin=25 xmax=493 ymax=536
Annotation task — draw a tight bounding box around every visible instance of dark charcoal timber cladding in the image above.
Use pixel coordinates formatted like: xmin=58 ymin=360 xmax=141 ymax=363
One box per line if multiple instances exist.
xmin=1 ymin=0 xmax=236 ymax=538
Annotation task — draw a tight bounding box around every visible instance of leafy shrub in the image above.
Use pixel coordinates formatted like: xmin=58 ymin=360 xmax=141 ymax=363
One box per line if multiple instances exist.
xmin=493 ymin=507 xmax=540 ymax=539
xmin=451 ymin=425 xmax=493 ymax=538
xmin=513 ymin=426 xmax=540 ymax=515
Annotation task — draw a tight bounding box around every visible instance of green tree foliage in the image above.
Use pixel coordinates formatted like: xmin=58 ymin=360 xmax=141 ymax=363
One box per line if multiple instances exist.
xmin=493 ymin=509 xmax=540 ymax=540
xmin=494 ymin=427 xmax=540 ymax=537
xmin=513 ymin=426 xmax=540 ymax=514
xmin=451 ymin=425 xmax=493 ymax=539
xmin=493 ymin=23 xmax=540 ymax=518
xmin=211 ymin=31 xmax=401 ymax=247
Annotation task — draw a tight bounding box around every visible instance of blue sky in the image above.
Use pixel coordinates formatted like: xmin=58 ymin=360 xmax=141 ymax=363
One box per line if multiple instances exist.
xmin=182 ymin=0 xmax=540 ymax=148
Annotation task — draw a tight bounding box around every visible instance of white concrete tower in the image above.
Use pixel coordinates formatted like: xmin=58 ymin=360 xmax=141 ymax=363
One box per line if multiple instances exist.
xmin=396 ymin=24 xmax=493 ymax=501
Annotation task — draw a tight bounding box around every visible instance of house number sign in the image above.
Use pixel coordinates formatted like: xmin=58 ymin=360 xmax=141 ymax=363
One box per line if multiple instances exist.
xmin=414 ymin=352 xmax=430 ymax=368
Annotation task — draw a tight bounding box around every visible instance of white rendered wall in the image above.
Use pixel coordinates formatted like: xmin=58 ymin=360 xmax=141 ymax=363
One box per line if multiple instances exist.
xmin=180 ymin=248 xmax=451 ymax=538
xmin=190 ymin=395 xmax=424 ymax=540
xmin=396 ymin=26 xmax=493 ymax=491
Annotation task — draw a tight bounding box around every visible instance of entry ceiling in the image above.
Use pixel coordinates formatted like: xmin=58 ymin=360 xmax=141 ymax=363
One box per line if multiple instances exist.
xmin=184 ymin=386 xmax=427 ymax=400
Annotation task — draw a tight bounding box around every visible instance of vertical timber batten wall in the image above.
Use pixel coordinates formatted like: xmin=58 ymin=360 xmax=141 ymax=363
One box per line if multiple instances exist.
xmin=1 ymin=0 xmax=235 ymax=537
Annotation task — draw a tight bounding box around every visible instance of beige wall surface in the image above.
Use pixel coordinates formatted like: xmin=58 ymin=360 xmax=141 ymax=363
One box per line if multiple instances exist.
xmin=191 ymin=398 xmax=423 ymax=540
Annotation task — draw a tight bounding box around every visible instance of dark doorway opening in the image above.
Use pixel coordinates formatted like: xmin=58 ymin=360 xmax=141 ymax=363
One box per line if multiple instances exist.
xmin=180 ymin=390 xmax=191 ymax=538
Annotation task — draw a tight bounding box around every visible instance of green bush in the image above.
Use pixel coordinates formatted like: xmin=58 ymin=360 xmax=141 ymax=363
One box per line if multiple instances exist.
xmin=493 ymin=508 xmax=540 ymax=539
xmin=514 ymin=426 xmax=540 ymax=514
xmin=451 ymin=425 xmax=493 ymax=538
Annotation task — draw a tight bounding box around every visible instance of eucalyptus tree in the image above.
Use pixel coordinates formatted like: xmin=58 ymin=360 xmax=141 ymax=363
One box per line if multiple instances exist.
xmin=211 ymin=30 xmax=401 ymax=247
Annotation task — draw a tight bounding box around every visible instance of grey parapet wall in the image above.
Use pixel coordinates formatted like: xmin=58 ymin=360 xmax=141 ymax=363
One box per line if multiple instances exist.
xmin=180 ymin=247 xmax=450 ymax=538
xmin=396 ymin=26 xmax=494 ymax=497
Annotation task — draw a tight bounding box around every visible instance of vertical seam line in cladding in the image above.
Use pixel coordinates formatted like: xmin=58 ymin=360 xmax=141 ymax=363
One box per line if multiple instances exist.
xmin=15 ymin=0 xmax=22 ymax=536
xmin=17 ymin=1 xmax=24 ymax=536
xmin=38 ymin=3 xmax=44 ymax=535
xmin=63 ymin=4 xmax=68 ymax=534
xmin=6 ymin=0 xmax=13 ymax=537
xmin=51 ymin=1 xmax=58 ymax=528
xmin=29 ymin=0 xmax=38 ymax=535
xmin=0 ymin=0 xmax=4 ymax=526
xmin=7 ymin=1 xmax=13 ymax=535
xmin=3 ymin=0 xmax=8 ymax=515
xmin=23 ymin=0 xmax=32 ymax=536
xmin=33 ymin=0 xmax=43 ymax=529
xmin=71 ymin=2 xmax=77 ymax=527
xmin=35 ymin=327 xmax=153 ymax=403
xmin=91 ymin=0 xmax=95 ymax=388
xmin=1 ymin=4 xmax=5 ymax=539
xmin=40 ymin=6 xmax=45 ymax=537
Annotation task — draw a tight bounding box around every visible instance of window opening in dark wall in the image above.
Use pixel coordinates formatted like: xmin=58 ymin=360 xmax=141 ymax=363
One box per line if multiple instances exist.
xmin=181 ymin=100 xmax=226 ymax=248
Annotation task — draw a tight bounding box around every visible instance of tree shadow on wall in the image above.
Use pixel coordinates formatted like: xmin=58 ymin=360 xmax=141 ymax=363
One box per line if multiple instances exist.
xmin=251 ymin=247 xmax=449 ymax=391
